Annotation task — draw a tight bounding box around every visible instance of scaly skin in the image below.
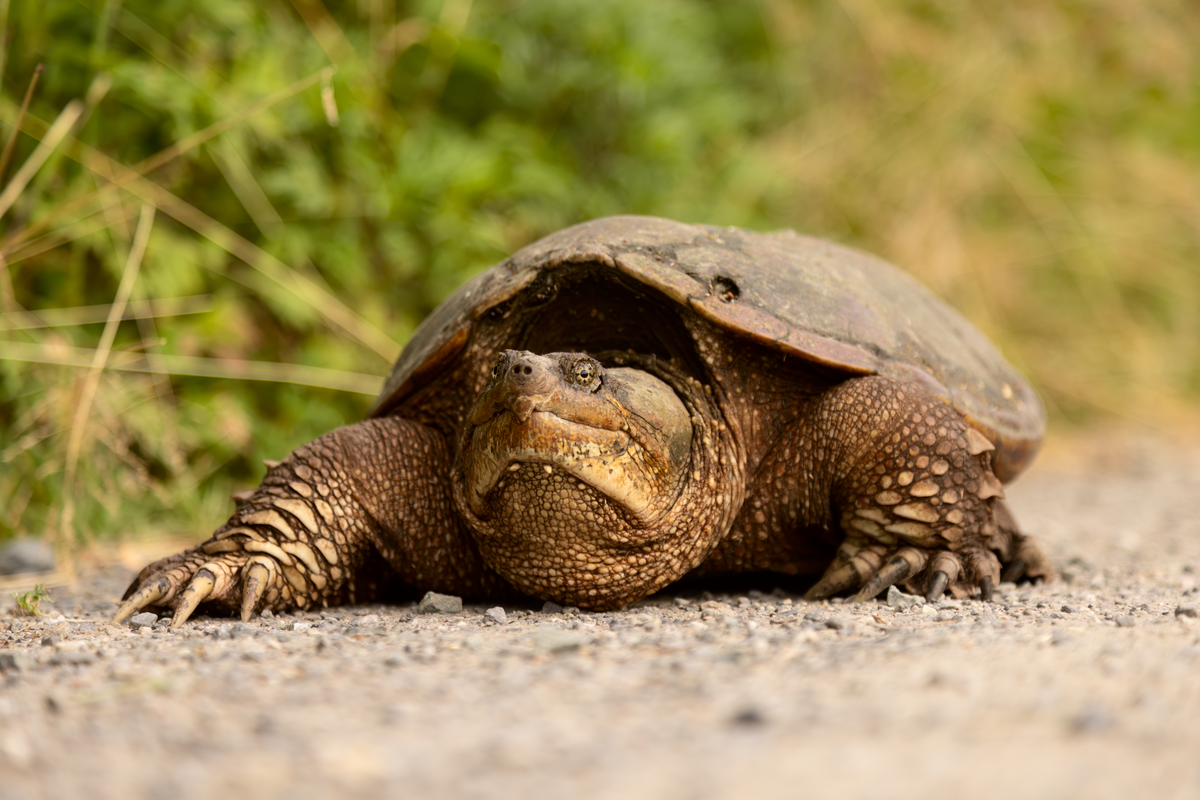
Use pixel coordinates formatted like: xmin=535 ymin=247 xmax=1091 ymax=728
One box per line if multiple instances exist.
xmin=115 ymin=351 xmax=1051 ymax=627
xmin=115 ymin=419 xmax=507 ymax=626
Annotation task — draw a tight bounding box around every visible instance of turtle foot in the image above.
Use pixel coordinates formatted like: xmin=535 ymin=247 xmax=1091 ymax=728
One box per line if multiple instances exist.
xmin=804 ymin=538 xmax=1005 ymax=603
xmin=113 ymin=547 xmax=292 ymax=628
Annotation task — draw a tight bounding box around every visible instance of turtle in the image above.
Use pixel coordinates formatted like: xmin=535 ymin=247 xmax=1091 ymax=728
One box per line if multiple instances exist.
xmin=114 ymin=215 xmax=1053 ymax=627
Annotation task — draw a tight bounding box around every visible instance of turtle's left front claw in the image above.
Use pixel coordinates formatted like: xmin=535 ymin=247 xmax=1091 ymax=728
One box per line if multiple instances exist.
xmin=170 ymin=568 xmax=217 ymax=627
xmin=113 ymin=576 xmax=172 ymax=623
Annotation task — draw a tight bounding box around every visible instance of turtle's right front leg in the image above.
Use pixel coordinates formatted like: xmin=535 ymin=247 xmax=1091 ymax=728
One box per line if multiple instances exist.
xmin=114 ymin=417 xmax=498 ymax=627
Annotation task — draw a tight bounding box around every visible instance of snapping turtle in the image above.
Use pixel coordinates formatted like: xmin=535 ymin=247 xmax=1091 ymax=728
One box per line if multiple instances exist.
xmin=115 ymin=216 xmax=1052 ymax=626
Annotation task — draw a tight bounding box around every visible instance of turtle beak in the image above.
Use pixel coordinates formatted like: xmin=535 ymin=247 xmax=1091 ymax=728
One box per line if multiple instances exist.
xmin=469 ymin=351 xmax=567 ymax=426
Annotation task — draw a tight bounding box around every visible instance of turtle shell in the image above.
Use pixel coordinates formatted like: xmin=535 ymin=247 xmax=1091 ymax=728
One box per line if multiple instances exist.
xmin=371 ymin=216 xmax=1044 ymax=482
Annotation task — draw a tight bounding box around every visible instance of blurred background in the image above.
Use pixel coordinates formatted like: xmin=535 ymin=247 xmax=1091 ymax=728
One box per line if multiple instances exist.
xmin=2 ymin=0 xmax=1199 ymax=562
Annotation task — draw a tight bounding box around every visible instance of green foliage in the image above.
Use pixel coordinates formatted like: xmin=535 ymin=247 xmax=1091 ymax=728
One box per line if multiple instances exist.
xmin=11 ymin=584 xmax=51 ymax=617
xmin=2 ymin=0 xmax=1199 ymax=552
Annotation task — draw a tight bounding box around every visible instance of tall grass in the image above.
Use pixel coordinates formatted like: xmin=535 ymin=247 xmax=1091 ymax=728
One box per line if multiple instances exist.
xmin=1 ymin=0 xmax=1198 ymax=558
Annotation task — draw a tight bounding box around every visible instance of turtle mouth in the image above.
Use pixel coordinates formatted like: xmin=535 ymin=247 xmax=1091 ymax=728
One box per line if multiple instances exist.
xmin=463 ymin=408 xmax=664 ymax=523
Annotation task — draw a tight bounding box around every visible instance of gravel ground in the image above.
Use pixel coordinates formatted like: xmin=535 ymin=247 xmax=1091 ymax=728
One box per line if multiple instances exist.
xmin=2 ymin=433 xmax=1199 ymax=800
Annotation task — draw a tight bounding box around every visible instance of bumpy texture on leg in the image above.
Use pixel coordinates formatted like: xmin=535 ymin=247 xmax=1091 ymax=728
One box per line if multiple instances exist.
xmin=114 ymin=417 xmax=499 ymax=627
xmin=806 ymin=376 xmax=1052 ymax=601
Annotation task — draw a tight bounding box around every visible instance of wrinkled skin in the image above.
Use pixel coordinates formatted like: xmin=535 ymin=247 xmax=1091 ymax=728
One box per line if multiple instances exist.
xmin=116 ymin=338 xmax=1051 ymax=627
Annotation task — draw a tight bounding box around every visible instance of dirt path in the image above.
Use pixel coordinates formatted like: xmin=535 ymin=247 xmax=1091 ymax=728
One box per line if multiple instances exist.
xmin=2 ymin=433 xmax=1199 ymax=800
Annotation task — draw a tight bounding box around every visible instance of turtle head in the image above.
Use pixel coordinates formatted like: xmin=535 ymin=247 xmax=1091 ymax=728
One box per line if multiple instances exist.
xmin=462 ymin=350 xmax=692 ymax=526
xmin=456 ymin=350 xmax=727 ymax=608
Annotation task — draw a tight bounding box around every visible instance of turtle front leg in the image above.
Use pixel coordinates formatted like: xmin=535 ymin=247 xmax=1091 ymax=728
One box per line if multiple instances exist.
xmin=801 ymin=376 xmax=1053 ymax=602
xmin=114 ymin=417 xmax=497 ymax=627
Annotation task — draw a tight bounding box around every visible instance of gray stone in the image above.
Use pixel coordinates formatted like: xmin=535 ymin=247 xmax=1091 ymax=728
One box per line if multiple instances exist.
xmin=216 ymin=624 xmax=233 ymax=640
xmin=1115 ymin=615 xmax=1136 ymax=628
xmin=128 ymin=612 xmax=158 ymax=630
xmin=535 ymin=625 xmax=585 ymax=654
xmin=826 ymin=616 xmax=855 ymax=632
xmin=0 ymin=537 xmax=54 ymax=575
xmin=0 ymin=651 xmax=30 ymax=673
xmin=485 ymin=607 xmax=508 ymax=624
xmin=887 ymin=585 xmax=922 ymax=610
xmin=1175 ymin=604 xmax=1198 ymax=619
xmin=1070 ymin=703 xmax=1113 ymax=733
xmin=417 ymin=592 xmax=463 ymax=614
xmin=541 ymin=600 xmax=565 ymax=614
xmin=51 ymin=650 xmax=95 ymax=666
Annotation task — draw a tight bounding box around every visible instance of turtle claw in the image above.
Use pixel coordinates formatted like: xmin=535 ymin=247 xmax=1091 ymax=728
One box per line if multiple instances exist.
xmin=852 ymin=556 xmax=911 ymax=603
xmin=170 ymin=568 xmax=216 ymax=628
xmin=804 ymin=562 xmax=860 ymax=601
xmin=978 ymin=576 xmax=994 ymax=602
xmin=113 ymin=576 xmax=171 ymax=624
xmin=239 ymin=559 xmax=274 ymax=622
xmin=925 ymin=571 xmax=950 ymax=602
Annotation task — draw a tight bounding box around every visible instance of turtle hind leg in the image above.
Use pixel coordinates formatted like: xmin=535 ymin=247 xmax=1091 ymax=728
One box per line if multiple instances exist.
xmin=989 ymin=498 xmax=1055 ymax=585
xmin=803 ymin=375 xmax=1050 ymax=602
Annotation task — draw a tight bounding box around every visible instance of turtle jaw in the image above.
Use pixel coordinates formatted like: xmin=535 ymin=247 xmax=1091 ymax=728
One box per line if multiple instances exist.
xmin=463 ymin=408 xmax=657 ymax=522
xmin=459 ymin=351 xmax=694 ymax=532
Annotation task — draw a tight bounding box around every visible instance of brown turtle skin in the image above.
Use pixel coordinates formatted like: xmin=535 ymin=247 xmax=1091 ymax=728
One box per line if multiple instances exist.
xmin=115 ymin=216 xmax=1053 ymax=626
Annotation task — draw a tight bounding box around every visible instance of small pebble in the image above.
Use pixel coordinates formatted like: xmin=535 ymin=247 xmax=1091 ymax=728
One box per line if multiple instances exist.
xmin=887 ymin=585 xmax=921 ymax=610
xmin=730 ymin=708 xmax=765 ymax=727
xmin=535 ymin=625 xmax=584 ymax=654
xmin=128 ymin=612 xmax=158 ymax=630
xmin=485 ymin=607 xmax=507 ymax=624
xmin=541 ymin=601 xmax=565 ymax=614
xmin=1175 ymin=604 xmax=1198 ymax=619
xmin=418 ymin=592 xmax=463 ymax=614
xmin=1115 ymin=616 xmax=1136 ymax=628
xmin=0 ymin=651 xmax=29 ymax=673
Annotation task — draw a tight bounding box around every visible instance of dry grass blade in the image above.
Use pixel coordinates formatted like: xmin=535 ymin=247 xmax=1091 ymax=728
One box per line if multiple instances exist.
xmin=0 ymin=63 xmax=43 ymax=183
xmin=209 ymin=137 xmax=283 ymax=239
xmin=3 ymin=200 xmax=140 ymax=266
xmin=0 ymin=294 xmax=212 ymax=331
xmin=0 ymin=105 xmax=400 ymax=362
xmin=114 ymin=176 xmax=400 ymax=361
xmin=288 ymin=0 xmax=357 ymax=65
xmin=58 ymin=204 xmax=155 ymax=566
xmin=0 ymin=571 xmax=68 ymax=594
xmin=0 ymin=100 xmax=83 ymax=221
xmin=0 ymin=340 xmax=382 ymax=394
xmin=0 ymin=68 xmax=326 ymax=254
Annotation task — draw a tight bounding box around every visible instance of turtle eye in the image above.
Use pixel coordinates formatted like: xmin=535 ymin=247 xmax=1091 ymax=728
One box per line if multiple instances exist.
xmin=490 ymin=358 xmax=504 ymax=380
xmin=569 ymin=358 xmax=601 ymax=390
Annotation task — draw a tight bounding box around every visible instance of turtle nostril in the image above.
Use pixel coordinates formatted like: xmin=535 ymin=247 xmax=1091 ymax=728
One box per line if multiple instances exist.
xmin=522 ymin=366 xmax=532 ymax=375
